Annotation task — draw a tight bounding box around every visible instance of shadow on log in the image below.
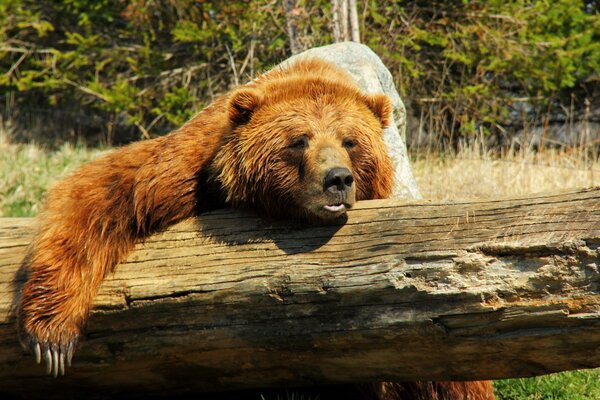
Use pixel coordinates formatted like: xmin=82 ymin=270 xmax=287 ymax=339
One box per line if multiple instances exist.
xmin=1 ymin=188 xmax=600 ymax=397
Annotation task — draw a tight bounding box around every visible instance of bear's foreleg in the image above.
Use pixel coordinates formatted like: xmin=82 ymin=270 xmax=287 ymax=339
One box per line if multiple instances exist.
xmin=18 ymin=132 xmax=216 ymax=375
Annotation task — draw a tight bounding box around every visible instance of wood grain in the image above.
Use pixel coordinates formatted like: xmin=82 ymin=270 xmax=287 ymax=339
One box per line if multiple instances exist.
xmin=1 ymin=188 xmax=600 ymax=397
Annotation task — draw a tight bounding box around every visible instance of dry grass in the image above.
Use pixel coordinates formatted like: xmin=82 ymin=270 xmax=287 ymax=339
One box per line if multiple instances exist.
xmin=412 ymin=145 xmax=599 ymax=202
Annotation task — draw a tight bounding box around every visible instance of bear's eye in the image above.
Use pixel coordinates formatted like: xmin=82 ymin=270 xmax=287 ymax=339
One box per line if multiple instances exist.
xmin=289 ymin=136 xmax=308 ymax=150
xmin=342 ymin=138 xmax=357 ymax=149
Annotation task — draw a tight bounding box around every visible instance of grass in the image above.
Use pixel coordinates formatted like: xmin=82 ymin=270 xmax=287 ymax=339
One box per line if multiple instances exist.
xmin=411 ymin=144 xmax=599 ymax=201
xmin=0 ymin=141 xmax=105 ymax=217
xmin=493 ymin=370 xmax=600 ymax=400
xmin=1 ymin=139 xmax=600 ymax=399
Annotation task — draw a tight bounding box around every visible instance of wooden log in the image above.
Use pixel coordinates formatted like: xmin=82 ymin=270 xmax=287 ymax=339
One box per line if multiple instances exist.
xmin=1 ymin=187 xmax=600 ymax=397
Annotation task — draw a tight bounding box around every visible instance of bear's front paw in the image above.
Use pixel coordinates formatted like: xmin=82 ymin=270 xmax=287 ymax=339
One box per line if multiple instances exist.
xmin=19 ymin=318 xmax=81 ymax=377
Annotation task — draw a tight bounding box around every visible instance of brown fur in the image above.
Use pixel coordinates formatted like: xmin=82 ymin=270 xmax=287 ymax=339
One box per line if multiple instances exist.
xmin=18 ymin=58 xmax=493 ymax=399
xmin=374 ymin=381 xmax=495 ymax=400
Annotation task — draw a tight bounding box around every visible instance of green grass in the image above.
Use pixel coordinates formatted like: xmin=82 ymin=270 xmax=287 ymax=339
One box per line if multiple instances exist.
xmin=495 ymin=370 xmax=600 ymax=400
xmin=0 ymin=143 xmax=105 ymax=217
xmin=2 ymin=141 xmax=600 ymax=398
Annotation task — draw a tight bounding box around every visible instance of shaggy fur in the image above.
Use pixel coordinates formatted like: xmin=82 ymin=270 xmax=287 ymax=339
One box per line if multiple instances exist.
xmin=374 ymin=381 xmax=496 ymax=400
xmin=17 ymin=58 xmax=493 ymax=399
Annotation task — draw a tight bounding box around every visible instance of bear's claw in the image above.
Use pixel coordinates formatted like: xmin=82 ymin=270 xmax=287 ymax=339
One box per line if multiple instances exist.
xmin=18 ymin=308 xmax=81 ymax=377
xmin=28 ymin=337 xmax=76 ymax=377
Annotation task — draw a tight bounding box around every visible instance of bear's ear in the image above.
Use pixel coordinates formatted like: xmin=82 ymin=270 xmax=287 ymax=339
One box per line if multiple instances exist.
xmin=228 ymin=87 xmax=264 ymax=125
xmin=364 ymin=93 xmax=393 ymax=129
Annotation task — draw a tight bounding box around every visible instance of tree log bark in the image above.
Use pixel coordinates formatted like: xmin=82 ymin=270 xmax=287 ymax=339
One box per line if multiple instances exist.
xmin=1 ymin=188 xmax=600 ymax=397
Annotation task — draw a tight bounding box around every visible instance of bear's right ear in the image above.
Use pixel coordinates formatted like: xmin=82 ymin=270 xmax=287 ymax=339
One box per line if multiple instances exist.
xmin=228 ymin=87 xmax=264 ymax=125
xmin=363 ymin=93 xmax=393 ymax=129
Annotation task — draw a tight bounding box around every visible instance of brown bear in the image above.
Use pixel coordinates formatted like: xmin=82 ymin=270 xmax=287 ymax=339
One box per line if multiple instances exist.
xmin=17 ymin=58 xmax=494 ymax=400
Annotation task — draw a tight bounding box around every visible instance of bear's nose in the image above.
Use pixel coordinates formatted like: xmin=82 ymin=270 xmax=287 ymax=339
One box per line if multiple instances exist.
xmin=323 ymin=167 xmax=354 ymax=193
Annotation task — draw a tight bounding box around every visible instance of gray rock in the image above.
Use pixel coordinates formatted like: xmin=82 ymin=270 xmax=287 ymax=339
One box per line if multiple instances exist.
xmin=280 ymin=42 xmax=421 ymax=199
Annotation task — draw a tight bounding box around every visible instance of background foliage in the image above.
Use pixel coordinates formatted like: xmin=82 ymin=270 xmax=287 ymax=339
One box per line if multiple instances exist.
xmin=1 ymin=0 xmax=598 ymax=146
xmin=365 ymin=0 xmax=600 ymax=147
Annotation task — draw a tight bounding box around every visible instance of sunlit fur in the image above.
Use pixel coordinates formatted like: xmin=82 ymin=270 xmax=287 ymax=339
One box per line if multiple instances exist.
xmin=213 ymin=69 xmax=394 ymax=219
xmin=18 ymin=58 xmax=493 ymax=399
xmin=374 ymin=381 xmax=496 ymax=400
xmin=18 ymin=58 xmax=392 ymax=365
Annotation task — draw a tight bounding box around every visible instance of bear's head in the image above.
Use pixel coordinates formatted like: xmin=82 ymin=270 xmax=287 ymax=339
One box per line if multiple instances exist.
xmin=213 ymin=63 xmax=394 ymax=220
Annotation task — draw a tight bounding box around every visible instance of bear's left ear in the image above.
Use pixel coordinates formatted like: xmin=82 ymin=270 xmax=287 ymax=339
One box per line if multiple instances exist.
xmin=364 ymin=93 xmax=393 ymax=129
xmin=228 ymin=87 xmax=264 ymax=125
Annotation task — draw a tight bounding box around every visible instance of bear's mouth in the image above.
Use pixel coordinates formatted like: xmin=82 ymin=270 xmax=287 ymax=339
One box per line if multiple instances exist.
xmin=323 ymin=203 xmax=348 ymax=213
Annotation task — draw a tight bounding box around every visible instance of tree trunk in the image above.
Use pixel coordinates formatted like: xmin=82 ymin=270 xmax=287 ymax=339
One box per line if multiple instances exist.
xmin=340 ymin=0 xmax=349 ymax=41
xmin=331 ymin=0 xmax=342 ymax=42
xmin=330 ymin=0 xmax=360 ymax=43
xmin=1 ymin=188 xmax=600 ymax=397
xmin=349 ymin=0 xmax=360 ymax=42
xmin=284 ymin=0 xmax=300 ymax=54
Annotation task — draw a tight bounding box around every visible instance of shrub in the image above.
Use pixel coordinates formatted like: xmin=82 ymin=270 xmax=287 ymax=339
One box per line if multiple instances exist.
xmin=1 ymin=1 xmax=598 ymax=147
